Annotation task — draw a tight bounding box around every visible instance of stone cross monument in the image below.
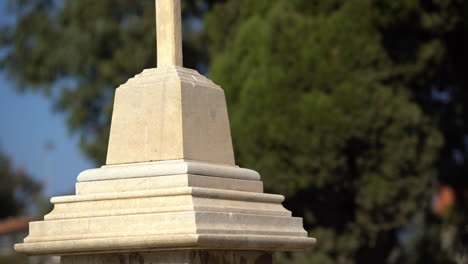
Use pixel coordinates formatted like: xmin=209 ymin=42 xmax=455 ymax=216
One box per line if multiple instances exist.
xmin=15 ymin=0 xmax=316 ymax=263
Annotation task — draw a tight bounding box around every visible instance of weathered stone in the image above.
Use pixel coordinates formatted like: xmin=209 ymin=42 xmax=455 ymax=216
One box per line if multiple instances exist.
xmin=106 ymin=67 xmax=236 ymax=165
xmin=14 ymin=161 xmax=314 ymax=256
xmin=156 ymin=0 xmax=182 ymax=67
xmin=15 ymin=0 xmax=316 ymax=262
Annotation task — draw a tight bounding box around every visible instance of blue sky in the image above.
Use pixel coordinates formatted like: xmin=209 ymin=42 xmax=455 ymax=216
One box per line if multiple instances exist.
xmin=0 ymin=75 xmax=94 ymax=198
xmin=0 ymin=3 xmax=94 ymax=198
xmin=0 ymin=2 xmax=201 ymax=199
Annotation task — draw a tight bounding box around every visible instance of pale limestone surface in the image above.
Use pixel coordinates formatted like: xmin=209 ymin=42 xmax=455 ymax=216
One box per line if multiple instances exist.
xmin=15 ymin=162 xmax=315 ymax=256
xmin=76 ymin=174 xmax=264 ymax=194
xmin=156 ymin=0 xmax=182 ymax=67
xmin=15 ymin=0 xmax=316 ymax=260
xmin=106 ymin=67 xmax=235 ymax=165
xmin=62 ymin=251 xmax=274 ymax=264
xmin=78 ymin=160 xmax=259 ymax=182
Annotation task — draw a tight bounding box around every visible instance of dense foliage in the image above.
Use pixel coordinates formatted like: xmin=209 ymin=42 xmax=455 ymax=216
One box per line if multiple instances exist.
xmin=206 ymin=1 xmax=439 ymax=263
xmin=0 ymin=0 xmax=226 ymax=163
xmin=0 ymin=148 xmax=40 ymax=219
xmin=204 ymin=1 xmax=467 ymax=263
xmin=1 ymin=0 xmax=467 ymax=263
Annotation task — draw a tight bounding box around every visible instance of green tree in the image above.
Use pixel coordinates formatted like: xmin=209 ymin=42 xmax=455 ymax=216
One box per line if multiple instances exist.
xmin=2 ymin=0 xmax=468 ymax=263
xmin=0 ymin=0 xmax=225 ymax=164
xmin=204 ymin=0 xmax=465 ymax=263
xmin=0 ymin=148 xmax=41 ymax=219
xmin=373 ymin=1 xmax=468 ymax=262
xmin=0 ymin=148 xmax=46 ymax=264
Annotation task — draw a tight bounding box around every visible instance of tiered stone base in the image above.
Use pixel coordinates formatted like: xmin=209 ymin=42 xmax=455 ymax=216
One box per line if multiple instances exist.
xmin=15 ymin=160 xmax=315 ymax=256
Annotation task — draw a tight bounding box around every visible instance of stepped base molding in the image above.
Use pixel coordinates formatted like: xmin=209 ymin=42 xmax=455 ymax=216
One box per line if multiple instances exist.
xmin=15 ymin=160 xmax=315 ymax=256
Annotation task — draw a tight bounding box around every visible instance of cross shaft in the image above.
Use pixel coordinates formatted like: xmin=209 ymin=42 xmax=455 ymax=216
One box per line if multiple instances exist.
xmin=156 ymin=0 xmax=183 ymax=67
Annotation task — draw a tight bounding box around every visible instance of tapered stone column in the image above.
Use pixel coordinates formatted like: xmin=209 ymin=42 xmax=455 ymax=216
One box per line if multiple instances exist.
xmin=15 ymin=0 xmax=315 ymax=262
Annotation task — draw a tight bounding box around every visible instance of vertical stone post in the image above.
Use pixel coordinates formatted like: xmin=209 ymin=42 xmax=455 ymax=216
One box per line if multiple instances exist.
xmin=15 ymin=0 xmax=315 ymax=263
xmin=156 ymin=0 xmax=183 ymax=67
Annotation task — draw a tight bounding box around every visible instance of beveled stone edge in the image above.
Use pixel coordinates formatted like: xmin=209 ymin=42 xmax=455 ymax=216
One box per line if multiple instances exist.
xmin=120 ymin=66 xmax=219 ymax=90
xmin=75 ymin=174 xmax=264 ymax=195
xmin=24 ymin=227 xmax=308 ymax=244
xmin=50 ymin=187 xmax=284 ymax=204
xmin=15 ymin=234 xmax=316 ymax=256
xmin=78 ymin=160 xmax=261 ymax=182
xmin=44 ymin=205 xmax=292 ymax=221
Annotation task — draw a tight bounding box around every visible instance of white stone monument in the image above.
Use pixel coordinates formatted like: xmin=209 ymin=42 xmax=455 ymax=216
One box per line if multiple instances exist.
xmin=15 ymin=0 xmax=315 ymax=263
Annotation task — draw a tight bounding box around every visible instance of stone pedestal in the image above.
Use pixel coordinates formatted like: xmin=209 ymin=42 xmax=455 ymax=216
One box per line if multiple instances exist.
xmin=15 ymin=160 xmax=314 ymax=255
xmin=106 ymin=67 xmax=236 ymax=165
xmin=15 ymin=65 xmax=315 ymax=262
xmin=15 ymin=1 xmax=316 ymax=258
xmin=62 ymin=251 xmax=274 ymax=264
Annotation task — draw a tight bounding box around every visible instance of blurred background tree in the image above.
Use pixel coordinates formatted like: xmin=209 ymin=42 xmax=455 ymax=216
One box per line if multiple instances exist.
xmin=1 ymin=0 xmax=467 ymax=263
xmin=0 ymin=147 xmax=41 ymax=219
xmin=0 ymin=147 xmax=41 ymax=264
